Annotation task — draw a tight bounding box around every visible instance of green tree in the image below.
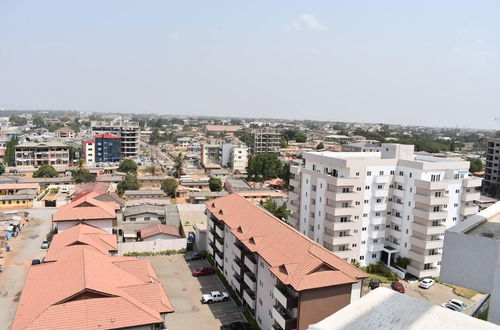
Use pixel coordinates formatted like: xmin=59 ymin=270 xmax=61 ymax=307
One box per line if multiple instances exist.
xmin=149 ymin=128 xmax=161 ymax=145
xmin=209 ymin=177 xmax=223 ymax=192
xmin=144 ymin=164 xmax=160 ymax=176
xmin=72 ymin=168 xmax=95 ymax=183
xmin=32 ymin=164 xmax=58 ymax=178
xmin=247 ymin=153 xmax=283 ymax=181
xmin=316 ymin=142 xmax=324 ymax=150
xmin=161 ymin=178 xmax=178 ymax=198
xmin=468 ymin=158 xmax=483 ymax=173
xmin=4 ymin=136 xmax=18 ymax=166
xmin=33 ymin=116 xmax=45 ymax=128
xmin=117 ymin=173 xmax=140 ymax=195
xmin=9 ymin=115 xmax=27 ymax=126
xmin=0 ymin=163 xmax=5 ymax=175
xmin=118 ymin=159 xmax=138 ymax=174
xmin=280 ymin=162 xmax=291 ymax=185
xmin=172 ymin=153 xmax=185 ymax=178
xmin=261 ymin=199 xmax=291 ymax=220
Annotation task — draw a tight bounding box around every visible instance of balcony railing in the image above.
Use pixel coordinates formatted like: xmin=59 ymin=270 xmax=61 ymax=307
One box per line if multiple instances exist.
xmin=274 ymin=285 xmax=298 ymax=309
xmin=244 ymin=254 xmax=257 ymax=273
xmin=244 ymin=272 xmax=257 ymax=291
xmin=243 ymin=289 xmax=256 ymax=309
xmin=272 ymin=305 xmax=297 ymax=330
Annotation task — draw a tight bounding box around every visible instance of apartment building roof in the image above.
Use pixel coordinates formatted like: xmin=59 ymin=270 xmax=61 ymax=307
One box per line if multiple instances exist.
xmin=16 ymin=140 xmax=69 ymax=148
xmin=45 ymin=223 xmax=117 ymax=261
xmin=205 ymin=125 xmax=241 ymax=132
xmin=11 ymin=246 xmax=173 ymax=330
xmin=206 ymin=194 xmax=367 ymax=291
xmin=0 ymin=183 xmax=39 ymax=190
xmin=53 ymin=192 xmax=117 ymax=222
xmin=308 ymin=287 xmax=497 ymax=330
xmin=140 ymin=224 xmax=181 ymax=239
xmin=124 ymin=204 xmax=166 ymax=217
xmin=94 ymin=133 xmax=122 ymax=139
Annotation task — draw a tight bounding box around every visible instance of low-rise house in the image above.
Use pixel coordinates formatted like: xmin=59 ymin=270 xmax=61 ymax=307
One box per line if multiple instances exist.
xmin=0 ymin=183 xmax=40 ymax=195
xmin=209 ymin=168 xmax=230 ymax=180
xmin=0 ymin=189 xmax=37 ymax=209
xmin=188 ymin=191 xmax=229 ymax=204
xmin=54 ymin=126 xmax=75 ymax=139
xmin=138 ymin=175 xmax=169 ymax=188
xmin=124 ymin=189 xmax=166 ymax=199
xmin=140 ymin=223 xmax=181 ymax=241
xmin=118 ymin=204 xmax=168 ymax=241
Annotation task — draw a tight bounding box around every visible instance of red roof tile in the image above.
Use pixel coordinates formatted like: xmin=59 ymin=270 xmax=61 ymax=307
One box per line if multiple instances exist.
xmin=53 ymin=191 xmax=117 ymax=222
xmin=94 ymin=133 xmax=122 ymax=139
xmin=140 ymin=224 xmax=181 ymax=239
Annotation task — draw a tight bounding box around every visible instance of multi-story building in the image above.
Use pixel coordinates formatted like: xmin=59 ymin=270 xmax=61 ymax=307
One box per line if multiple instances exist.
xmin=15 ymin=141 xmax=70 ymax=167
xmin=287 ymin=144 xmax=482 ymax=278
xmin=229 ymin=144 xmax=249 ymax=170
xmin=91 ymin=122 xmax=140 ymax=158
xmin=441 ymin=201 xmax=500 ymax=325
xmin=205 ymin=194 xmax=367 ymax=330
xmin=484 ymin=138 xmax=500 ymax=192
xmin=341 ymin=142 xmax=381 ymax=153
xmin=83 ymin=133 xmax=122 ymax=165
xmin=250 ymin=128 xmax=281 ymax=154
xmin=54 ymin=126 xmax=76 ymax=139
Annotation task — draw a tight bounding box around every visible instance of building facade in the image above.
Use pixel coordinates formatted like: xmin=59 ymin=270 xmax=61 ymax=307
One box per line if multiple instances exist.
xmin=287 ymin=144 xmax=482 ymax=278
xmin=250 ymin=128 xmax=281 ymax=154
xmin=205 ymin=194 xmax=367 ymax=330
xmin=15 ymin=141 xmax=70 ymax=167
xmin=83 ymin=134 xmax=122 ymax=165
xmin=91 ymin=123 xmax=140 ymax=158
xmin=484 ymin=138 xmax=499 ymax=192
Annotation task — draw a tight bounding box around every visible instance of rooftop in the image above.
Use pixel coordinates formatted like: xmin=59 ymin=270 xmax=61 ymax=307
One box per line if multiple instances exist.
xmin=53 ymin=191 xmax=118 ymax=222
xmin=140 ymin=223 xmax=180 ymax=239
xmin=450 ymin=201 xmax=500 ymax=240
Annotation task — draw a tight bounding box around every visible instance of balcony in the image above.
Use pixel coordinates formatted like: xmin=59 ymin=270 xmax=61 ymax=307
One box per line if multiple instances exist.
xmin=461 ymin=192 xmax=480 ymax=202
xmin=325 ymin=205 xmax=360 ymax=216
xmin=289 ymin=178 xmax=300 ymax=189
xmin=233 ymin=259 xmax=242 ymax=274
xmin=407 ymin=265 xmax=439 ymax=279
xmin=325 ymin=191 xmax=360 ymax=201
xmin=462 ymin=177 xmax=482 ymax=188
xmin=370 ymin=216 xmax=386 ymax=225
xmin=411 ymin=222 xmax=446 ymax=235
xmin=244 ymin=254 xmax=257 ymax=273
xmin=234 ymin=242 xmax=244 ymax=259
xmin=369 ymin=230 xmax=385 ymax=239
xmin=391 ymin=216 xmax=403 ymax=226
xmin=208 ymin=230 xmax=214 ymax=243
xmin=272 ymin=305 xmax=297 ymax=330
xmin=460 ymin=204 xmax=479 ymax=216
xmin=392 ymin=189 xmax=405 ymax=198
xmin=372 ymin=203 xmax=388 ymax=212
xmin=288 ymin=191 xmax=300 ymax=203
xmin=274 ymin=286 xmax=298 ymax=309
xmin=389 ymin=228 xmax=402 ymax=239
xmin=215 ymin=237 xmax=224 ymax=253
xmin=373 ymin=190 xmax=389 ymax=198
xmin=215 ymin=224 xmax=225 ymax=238
xmin=244 ymin=272 xmax=257 ymax=292
xmin=243 ymin=289 xmax=256 ymax=309
xmin=207 ymin=243 xmax=214 ymax=255
xmin=324 ymin=220 xmax=354 ymax=231
xmin=367 ymin=243 xmax=384 ymax=252
xmin=324 ymin=233 xmax=353 ymax=245
xmin=415 ymin=180 xmax=450 ymax=190
xmin=215 ymin=252 xmax=224 ymax=267
xmin=410 ymin=236 xmax=443 ymax=250
xmin=412 ymin=208 xmax=448 ymax=220
xmin=414 ymin=193 xmax=449 ymax=205
xmin=408 ymin=250 xmax=442 ymax=264
xmin=391 ymin=202 xmax=404 ymax=212
xmin=374 ymin=175 xmax=390 ymax=184
xmin=327 ymin=176 xmax=359 ymax=187
xmin=333 ymin=249 xmax=352 ymax=259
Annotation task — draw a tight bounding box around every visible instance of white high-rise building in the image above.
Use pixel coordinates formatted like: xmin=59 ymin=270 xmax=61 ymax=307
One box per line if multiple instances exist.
xmin=287 ymin=144 xmax=482 ymax=278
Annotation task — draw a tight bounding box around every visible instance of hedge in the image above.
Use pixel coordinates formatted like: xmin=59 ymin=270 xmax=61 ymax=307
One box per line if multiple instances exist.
xmin=123 ymin=249 xmax=186 ymax=257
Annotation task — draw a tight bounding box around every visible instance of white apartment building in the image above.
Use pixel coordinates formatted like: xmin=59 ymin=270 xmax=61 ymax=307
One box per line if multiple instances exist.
xmin=206 ymin=194 xmax=367 ymax=330
xmin=287 ymin=144 xmax=482 ymax=278
xmin=91 ymin=122 xmax=140 ymax=158
xmin=229 ymin=144 xmax=248 ymax=170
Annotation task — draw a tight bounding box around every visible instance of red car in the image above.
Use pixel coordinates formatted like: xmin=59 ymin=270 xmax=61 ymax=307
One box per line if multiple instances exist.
xmin=391 ymin=281 xmax=405 ymax=293
xmin=192 ymin=267 xmax=215 ymax=277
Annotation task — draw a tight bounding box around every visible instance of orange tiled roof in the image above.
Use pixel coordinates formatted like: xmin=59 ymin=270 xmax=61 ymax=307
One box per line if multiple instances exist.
xmin=11 ymin=245 xmax=174 ymax=330
xmin=53 ymin=191 xmax=117 ymax=222
xmin=45 ymin=223 xmax=117 ymax=261
xmin=140 ymin=224 xmax=181 ymax=239
xmin=206 ymin=194 xmax=367 ymax=291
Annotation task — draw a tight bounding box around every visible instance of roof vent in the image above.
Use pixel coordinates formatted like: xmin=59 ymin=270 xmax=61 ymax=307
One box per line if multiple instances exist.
xmin=237 ymin=226 xmax=243 ymax=233
xmin=218 ymin=209 xmax=223 ymax=215
xmin=211 ymin=203 xmax=215 ymax=208
xmin=481 ymin=232 xmax=494 ymax=238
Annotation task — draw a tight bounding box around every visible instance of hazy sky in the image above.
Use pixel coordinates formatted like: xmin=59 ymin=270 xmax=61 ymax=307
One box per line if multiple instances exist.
xmin=1 ymin=1 xmax=499 ymax=129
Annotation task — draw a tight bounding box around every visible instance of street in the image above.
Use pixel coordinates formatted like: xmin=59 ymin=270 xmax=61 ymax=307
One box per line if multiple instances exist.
xmin=0 ymin=208 xmax=55 ymax=330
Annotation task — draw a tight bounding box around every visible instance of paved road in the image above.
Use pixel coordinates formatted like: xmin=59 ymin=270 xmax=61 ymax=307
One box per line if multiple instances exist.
xmin=0 ymin=208 xmax=55 ymax=330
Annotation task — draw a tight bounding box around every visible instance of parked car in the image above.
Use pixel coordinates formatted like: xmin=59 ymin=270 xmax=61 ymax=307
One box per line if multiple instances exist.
xmin=391 ymin=281 xmax=405 ymax=293
xmin=369 ymin=278 xmax=380 ymax=290
xmin=40 ymin=240 xmax=50 ymax=249
xmin=31 ymin=259 xmax=41 ymax=265
xmin=220 ymin=321 xmax=253 ymax=330
xmin=418 ymin=278 xmax=435 ymax=289
xmin=201 ymin=291 xmax=229 ymax=304
xmin=185 ymin=252 xmax=205 ymax=261
xmin=442 ymin=303 xmax=462 ymax=312
xmin=448 ymin=299 xmax=468 ymax=312
xmin=192 ymin=267 xmax=215 ymax=277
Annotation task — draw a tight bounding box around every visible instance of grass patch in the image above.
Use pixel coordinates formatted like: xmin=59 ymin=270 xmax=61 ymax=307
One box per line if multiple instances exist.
xmin=123 ymin=249 xmax=186 ymax=257
xmin=367 ymin=273 xmax=393 ymax=283
xmin=364 ymin=263 xmax=399 ymax=283
xmin=243 ymin=307 xmax=260 ymax=330
xmin=446 ymin=284 xmax=479 ymax=299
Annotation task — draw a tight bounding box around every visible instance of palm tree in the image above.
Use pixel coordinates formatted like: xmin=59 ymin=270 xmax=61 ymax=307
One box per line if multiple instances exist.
xmin=172 ymin=153 xmax=185 ymax=178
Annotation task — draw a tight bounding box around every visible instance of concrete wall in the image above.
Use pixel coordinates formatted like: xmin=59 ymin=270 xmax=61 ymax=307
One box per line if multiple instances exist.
xmin=56 ymin=219 xmax=113 ymax=233
xmin=117 ymin=238 xmax=187 ymax=255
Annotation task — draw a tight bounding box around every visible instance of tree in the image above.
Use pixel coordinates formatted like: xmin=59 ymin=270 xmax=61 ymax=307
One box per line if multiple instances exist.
xmin=280 ymin=162 xmax=291 ymax=185
xmin=468 ymin=158 xmax=483 ymax=173
xmin=0 ymin=163 xmax=5 ymax=176
xmin=144 ymin=164 xmax=160 ymax=176
xmin=4 ymin=136 xmax=18 ymax=166
xmin=247 ymin=153 xmax=283 ymax=181
xmin=209 ymin=177 xmax=223 ymax=192
xmin=149 ymin=128 xmax=161 ymax=145
xmin=316 ymin=142 xmax=324 ymax=150
xmin=172 ymin=153 xmax=185 ymax=178
xmin=9 ymin=115 xmax=27 ymax=126
xmin=32 ymin=165 xmax=58 ymax=178
xmin=261 ymin=199 xmax=291 ymax=220
xmin=33 ymin=116 xmax=45 ymax=128
xmin=118 ymin=159 xmax=138 ymax=174
xmin=117 ymin=173 xmax=140 ymax=195
xmin=161 ymin=178 xmax=178 ymax=198
xmin=72 ymin=167 xmax=95 ymax=183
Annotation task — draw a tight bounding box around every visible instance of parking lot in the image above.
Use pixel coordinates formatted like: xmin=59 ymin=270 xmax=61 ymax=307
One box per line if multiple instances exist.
xmin=147 ymin=254 xmax=246 ymax=330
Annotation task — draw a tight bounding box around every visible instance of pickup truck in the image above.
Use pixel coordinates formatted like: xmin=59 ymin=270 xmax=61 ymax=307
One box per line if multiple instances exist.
xmin=201 ymin=291 xmax=229 ymax=304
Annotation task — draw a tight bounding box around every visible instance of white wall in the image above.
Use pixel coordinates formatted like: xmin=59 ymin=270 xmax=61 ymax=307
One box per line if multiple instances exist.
xmin=117 ymin=238 xmax=187 ymax=255
xmin=56 ymin=219 xmax=113 ymax=234
xmin=143 ymin=234 xmax=178 ymax=241
xmin=255 ymin=257 xmax=277 ymax=330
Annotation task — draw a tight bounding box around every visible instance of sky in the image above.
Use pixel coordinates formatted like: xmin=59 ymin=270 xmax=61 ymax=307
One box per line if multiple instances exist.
xmin=0 ymin=1 xmax=499 ymax=129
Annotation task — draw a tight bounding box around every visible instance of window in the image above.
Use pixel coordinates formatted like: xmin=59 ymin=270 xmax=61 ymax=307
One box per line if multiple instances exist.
xmin=357 ymin=187 xmax=362 ymax=191
xmin=379 ymin=171 xmax=384 ymax=175
xmin=354 ymin=229 xmax=358 ymax=233
xmin=361 ymin=241 xmax=366 ymax=244
xmin=409 ymin=172 xmax=412 ymax=178
xmin=453 ymin=217 xmax=457 ymax=221
xmin=372 ymin=254 xmax=377 ymax=258
xmin=360 ymin=256 xmax=365 ymax=260
xmin=144 ymin=217 xmax=150 ymax=221
xmin=355 ymin=172 xmax=360 ymax=176
xmin=455 ymin=189 xmax=460 ymax=193
xmin=363 ymin=213 xmax=368 ymax=217
xmin=399 ymin=171 xmax=404 ymax=176
xmin=390 ymin=170 xmax=395 ymax=175
xmin=367 ymin=171 xmax=372 ymax=176
xmin=454 ymin=203 xmax=458 ymax=207
xmin=354 ymin=216 xmax=359 ymax=219
xmin=376 ymin=198 xmax=382 ymax=203
xmin=374 ymin=225 xmax=380 ymax=230
xmin=340 ymin=217 xmax=348 ymax=222
xmin=364 ymin=200 xmax=369 ymax=204
xmin=375 ymin=212 xmax=380 ymax=216
xmin=362 ymin=227 xmax=367 ymax=231
xmin=130 ymin=217 xmax=136 ymax=221
xmin=355 ymin=201 xmax=360 ymax=205
xmin=365 ymin=186 xmax=370 ymax=190
xmin=352 ymin=243 xmax=357 ymax=248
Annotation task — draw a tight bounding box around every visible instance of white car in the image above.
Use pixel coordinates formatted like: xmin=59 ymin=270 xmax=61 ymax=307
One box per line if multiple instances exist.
xmin=442 ymin=303 xmax=461 ymax=312
xmin=201 ymin=291 xmax=229 ymax=304
xmin=448 ymin=299 xmax=468 ymax=312
xmin=418 ymin=278 xmax=435 ymax=289
xmin=40 ymin=240 xmax=50 ymax=249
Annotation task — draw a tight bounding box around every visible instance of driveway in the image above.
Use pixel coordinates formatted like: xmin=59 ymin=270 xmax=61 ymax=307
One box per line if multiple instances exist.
xmin=0 ymin=208 xmax=56 ymax=330
xmin=147 ymin=254 xmax=245 ymax=330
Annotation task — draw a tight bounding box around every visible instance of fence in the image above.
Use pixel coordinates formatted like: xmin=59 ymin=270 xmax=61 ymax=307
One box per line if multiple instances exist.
xmin=117 ymin=238 xmax=187 ymax=255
